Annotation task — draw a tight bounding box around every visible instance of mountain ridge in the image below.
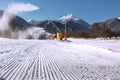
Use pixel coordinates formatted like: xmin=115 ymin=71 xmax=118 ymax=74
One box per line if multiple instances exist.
xmin=28 ymin=14 xmax=91 ymax=34
xmin=1 ymin=10 xmax=120 ymax=38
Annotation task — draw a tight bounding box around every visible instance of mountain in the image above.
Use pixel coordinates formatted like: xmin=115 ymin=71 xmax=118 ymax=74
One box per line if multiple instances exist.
xmin=91 ymin=18 xmax=120 ymax=33
xmin=104 ymin=18 xmax=120 ymax=32
xmin=36 ymin=20 xmax=65 ymax=34
xmin=59 ymin=14 xmax=90 ymax=27
xmin=118 ymin=17 xmax=120 ymax=19
xmin=90 ymin=18 xmax=120 ymax=37
xmin=30 ymin=14 xmax=90 ymax=34
xmin=2 ymin=10 xmax=120 ymax=39
xmin=27 ymin=19 xmax=40 ymax=25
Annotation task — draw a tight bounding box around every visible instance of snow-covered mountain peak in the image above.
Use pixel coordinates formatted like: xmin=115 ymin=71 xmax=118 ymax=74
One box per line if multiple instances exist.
xmin=60 ymin=14 xmax=79 ymax=21
xmin=59 ymin=14 xmax=90 ymax=27
xmin=27 ymin=19 xmax=39 ymax=25
xmin=118 ymin=17 xmax=120 ymax=19
xmin=27 ymin=19 xmax=36 ymax=23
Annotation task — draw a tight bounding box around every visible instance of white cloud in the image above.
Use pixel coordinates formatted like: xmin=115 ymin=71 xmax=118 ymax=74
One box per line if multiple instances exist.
xmin=7 ymin=2 xmax=39 ymax=14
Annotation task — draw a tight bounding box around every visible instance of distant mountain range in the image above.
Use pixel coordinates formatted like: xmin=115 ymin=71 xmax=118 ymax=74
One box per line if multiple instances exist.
xmin=28 ymin=14 xmax=90 ymax=34
xmin=28 ymin=14 xmax=120 ymax=38
xmin=91 ymin=18 xmax=120 ymax=32
xmin=0 ymin=10 xmax=120 ymax=38
xmin=90 ymin=18 xmax=120 ymax=37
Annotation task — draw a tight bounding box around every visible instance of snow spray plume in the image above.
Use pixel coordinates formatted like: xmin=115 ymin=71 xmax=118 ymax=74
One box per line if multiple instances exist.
xmin=0 ymin=11 xmax=14 ymax=38
xmin=0 ymin=2 xmax=39 ymax=38
xmin=11 ymin=27 xmax=55 ymax=39
xmin=25 ymin=27 xmax=55 ymax=39
xmin=0 ymin=2 xmax=54 ymax=39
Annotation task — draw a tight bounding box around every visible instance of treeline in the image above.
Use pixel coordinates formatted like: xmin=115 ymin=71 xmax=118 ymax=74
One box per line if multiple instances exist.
xmin=67 ymin=29 xmax=119 ymax=38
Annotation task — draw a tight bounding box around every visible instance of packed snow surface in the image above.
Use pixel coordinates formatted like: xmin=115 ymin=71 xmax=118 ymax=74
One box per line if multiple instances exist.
xmin=0 ymin=38 xmax=120 ymax=80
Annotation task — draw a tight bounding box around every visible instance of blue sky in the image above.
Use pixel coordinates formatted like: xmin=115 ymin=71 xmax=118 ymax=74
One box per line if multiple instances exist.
xmin=0 ymin=0 xmax=120 ymax=24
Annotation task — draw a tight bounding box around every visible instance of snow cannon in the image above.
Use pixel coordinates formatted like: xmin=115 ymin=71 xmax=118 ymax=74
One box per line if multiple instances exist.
xmin=57 ymin=32 xmax=63 ymax=40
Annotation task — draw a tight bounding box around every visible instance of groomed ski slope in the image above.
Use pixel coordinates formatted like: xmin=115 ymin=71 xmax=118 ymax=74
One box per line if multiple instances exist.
xmin=0 ymin=38 xmax=120 ymax=80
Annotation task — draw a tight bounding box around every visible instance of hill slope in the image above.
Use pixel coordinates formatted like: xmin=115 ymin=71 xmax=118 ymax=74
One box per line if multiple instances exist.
xmin=90 ymin=18 xmax=120 ymax=37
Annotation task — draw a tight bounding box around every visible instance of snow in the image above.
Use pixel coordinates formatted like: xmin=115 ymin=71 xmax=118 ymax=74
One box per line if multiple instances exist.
xmin=59 ymin=14 xmax=90 ymax=27
xmin=27 ymin=19 xmax=40 ymax=25
xmin=118 ymin=17 xmax=120 ymax=19
xmin=59 ymin=14 xmax=80 ymax=22
xmin=0 ymin=38 xmax=120 ymax=80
